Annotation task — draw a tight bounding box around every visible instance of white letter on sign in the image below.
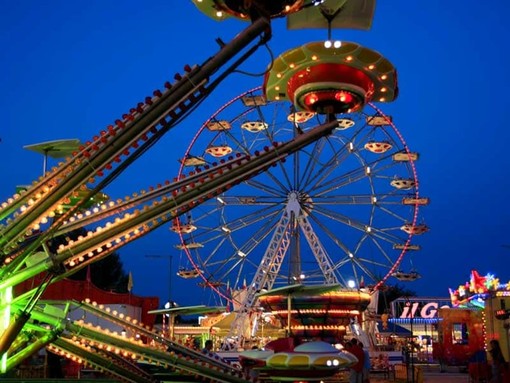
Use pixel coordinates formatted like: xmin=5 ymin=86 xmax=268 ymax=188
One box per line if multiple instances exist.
xmin=420 ymin=302 xmax=438 ymax=318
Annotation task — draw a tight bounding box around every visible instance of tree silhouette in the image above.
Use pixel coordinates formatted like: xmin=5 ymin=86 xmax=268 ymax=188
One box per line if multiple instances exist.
xmin=377 ymin=283 xmax=416 ymax=314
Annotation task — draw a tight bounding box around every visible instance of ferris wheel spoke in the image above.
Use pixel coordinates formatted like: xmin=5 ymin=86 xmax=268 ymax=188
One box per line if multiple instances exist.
xmin=195 ymin=241 xmax=250 ymax=285
xmin=243 ymin=102 xmax=302 ymax=190
xmin=188 ymin=203 xmax=225 ymax=222
xmin=304 ymin=211 xmax=384 ymax=286
xmin=244 ymin=177 xmax=288 ymax=197
xmin=300 ymin=139 xmax=355 ymax=192
xmin=372 ymin=227 xmax=410 ymax=243
xmin=207 ymin=248 xmax=261 ymax=288
xmin=366 ymin=234 xmax=398 ymax=266
xmin=309 ymin=190 xmax=415 ymax=224
xmin=182 ymin=203 xmax=280 ymax=249
xmin=267 ymin=162 xmax=295 ymax=191
xmin=376 ymin=204 xmax=415 ymax=222
xmin=190 ymin=208 xmax=284 ymax=281
xmin=311 ymin=194 xmax=381 ymax=205
xmin=312 ymin=162 xmax=370 ymax=197
xmin=215 ymin=195 xmax=284 ymax=206
xmin=350 ymin=258 xmax=385 ymax=283
xmin=373 ymin=187 xmax=407 ymax=201
xmin=350 ymin=234 xmax=397 ymax=270
xmin=312 ymin=203 xmax=371 ymax=232
xmin=304 ymin=211 xmax=355 ymax=257
xmin=235 ymin=213 xmax=283 ymax=260
xmin=182 ymin=224 xmax=228 ymax=246
xmin=363 ymin=225 xmax=408 ymax=245
xmin=370 ymin=156 xmax=406 ymax=174
xmin=205 ymin=251 xmax=243 ymax=271
xmin=312 ymin=204 xmax=409 ymax=247
xmin=197 ymin=236 xmax=231 ymax=266
xmin=245 ymin=98 xmax=287 ymax=141
xmin=223 ymin=128 xmax=256 ymax=154
xmin=306 ymin=213 xmax=394 ymax=281
xmin=299 ymin=114 xmax=375 ymax=192
xmin=312 ymin=151 xmax=397 ymax=197
xmin=356 ymin=257 xmax=392 ymax=269
xmin=335 ymin=237 xmax=388 ymax=282
xmin=216 ymin=204 xmax=283 ymax=234
xmin=297 ymin=137 xmax=328 ymax=190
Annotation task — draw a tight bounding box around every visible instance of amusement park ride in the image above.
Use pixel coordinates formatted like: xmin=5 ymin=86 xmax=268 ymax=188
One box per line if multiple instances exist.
xmin=0 ymin=1 xmax=429 ymax=382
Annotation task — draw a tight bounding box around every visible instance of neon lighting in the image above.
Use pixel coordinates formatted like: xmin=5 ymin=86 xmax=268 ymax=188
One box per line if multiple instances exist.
xmin=449 ymin=269 xmax=510 ymax=308
xmin=389 ymin=318 xmax=442 ymax=325
xmin=271 ymin=309 xmax=359 ymax=315
xmin=1 ymin=286 xmax=13 ymax=373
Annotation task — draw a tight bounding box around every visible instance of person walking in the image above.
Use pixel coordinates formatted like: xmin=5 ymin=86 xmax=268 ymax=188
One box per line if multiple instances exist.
xmin=359 ymin=341 xmax=371 ymax=383
xmin=348 ymin=338 xmax=365 ymax=383
xmin=489 ymin=339 xmax=508 ymax=383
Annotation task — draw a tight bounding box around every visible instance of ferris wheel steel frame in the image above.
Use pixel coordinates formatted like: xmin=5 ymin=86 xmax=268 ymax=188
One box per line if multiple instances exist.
xmin=175 ymin=87 xmax=423 ymax=317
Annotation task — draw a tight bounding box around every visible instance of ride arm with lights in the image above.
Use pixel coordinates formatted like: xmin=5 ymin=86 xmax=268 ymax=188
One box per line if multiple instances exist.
xmin=0 ymin=120 xmax=340 ymax=366
xmin=5 ymin=120 xmax=340 ymax=300
xmin=0 ymin=17 xmax=274 ymax=369
xmin=0 ymin=17 xmax=271 ymax=271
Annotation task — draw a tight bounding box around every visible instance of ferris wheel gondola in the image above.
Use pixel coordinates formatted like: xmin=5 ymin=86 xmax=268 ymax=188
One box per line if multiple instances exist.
xmin=391 ymin=270 xmax=421 ymax=282
xmin=177 ymin=268 xmax=202 ymax=279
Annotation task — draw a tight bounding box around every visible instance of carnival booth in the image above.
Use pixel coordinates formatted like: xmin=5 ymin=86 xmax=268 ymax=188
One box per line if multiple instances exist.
xmin=432 ymin=270 xmax=510 ymax=373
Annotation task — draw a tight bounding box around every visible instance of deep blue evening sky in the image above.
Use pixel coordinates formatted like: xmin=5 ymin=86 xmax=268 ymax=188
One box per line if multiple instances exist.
xmin=1 ymin=1 xmax=509 ymax=307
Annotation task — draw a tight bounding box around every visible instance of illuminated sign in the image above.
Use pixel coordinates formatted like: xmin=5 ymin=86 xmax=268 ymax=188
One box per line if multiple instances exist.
xmin=392 ymin=298 xmax=451 ymax=319
xmin=495 ymin=309 xmax=510 ymax=320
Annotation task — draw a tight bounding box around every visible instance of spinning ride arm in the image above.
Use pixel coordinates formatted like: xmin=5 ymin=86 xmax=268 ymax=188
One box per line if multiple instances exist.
xmin=7 ymin=300 xmax=249 ymax=383
xmin=4 ymin=120 xmax=341 ymax=296
xmin=0 ymin=120 xmax=341 ymax=362
xmin=0 ymin=17 xmax=270 ymax=267
xmin=0 ymin=16 xmax=272 ymax=364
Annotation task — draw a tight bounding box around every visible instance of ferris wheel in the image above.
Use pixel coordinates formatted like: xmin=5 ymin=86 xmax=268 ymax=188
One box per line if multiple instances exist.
xmin=172 ymin=86 xmax=428 ymax=303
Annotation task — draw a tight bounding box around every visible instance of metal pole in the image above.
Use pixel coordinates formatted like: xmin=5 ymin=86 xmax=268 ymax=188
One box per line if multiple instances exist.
xmin=145 ymin=254 xmax=173 ymax=339
xmin=410 ymin=301 xmax=415 ymax=383
xmin=168 ymin=255 xmax=173 ymax=303
xmin=287 ymin=294 xmax=292 ymax=338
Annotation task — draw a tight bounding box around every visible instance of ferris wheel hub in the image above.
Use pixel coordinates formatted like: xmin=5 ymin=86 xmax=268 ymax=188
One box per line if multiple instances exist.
xmin=286 ymin=191 xmax=313 ymax=216
xmin=286 ymin=192 xmax=301 ymax=214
